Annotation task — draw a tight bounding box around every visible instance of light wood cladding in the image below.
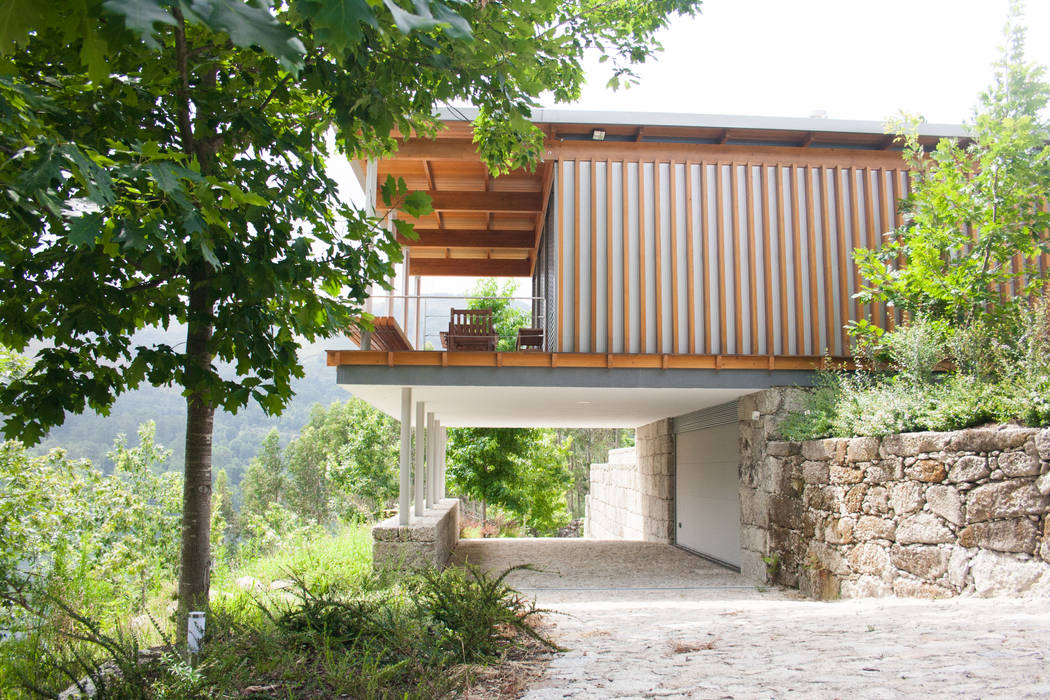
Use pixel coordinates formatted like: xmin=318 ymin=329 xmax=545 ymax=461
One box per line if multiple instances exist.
xmin=550 ymin=156 xmax=918 ymax=356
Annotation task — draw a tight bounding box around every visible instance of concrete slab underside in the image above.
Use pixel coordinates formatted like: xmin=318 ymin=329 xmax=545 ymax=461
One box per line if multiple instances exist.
xmin=450 ymin=539 xmax=1050 ymax=699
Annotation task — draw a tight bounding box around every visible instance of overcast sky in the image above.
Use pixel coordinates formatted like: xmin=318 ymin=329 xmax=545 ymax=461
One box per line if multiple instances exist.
xmin=571 ymin=0 xmax=1050 ymax=124
xmin=333 ymin=0 xmax=1050 ymax=294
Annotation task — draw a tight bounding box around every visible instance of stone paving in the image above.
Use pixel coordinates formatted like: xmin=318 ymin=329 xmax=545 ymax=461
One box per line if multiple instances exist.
xmin=452 ymin=539 xmax=1050 ymax=699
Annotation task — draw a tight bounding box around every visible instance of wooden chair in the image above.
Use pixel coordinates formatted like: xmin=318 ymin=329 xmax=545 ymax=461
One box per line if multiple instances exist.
xmin=446 ymin=308 xmax=498 ymax=351
xmin=515 ymin=327 xmax=544 ymax=352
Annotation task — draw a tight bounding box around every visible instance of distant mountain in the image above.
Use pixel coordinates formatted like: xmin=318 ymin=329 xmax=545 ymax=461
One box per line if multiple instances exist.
xmin=32 ymin=327 xmax=355 ymax=487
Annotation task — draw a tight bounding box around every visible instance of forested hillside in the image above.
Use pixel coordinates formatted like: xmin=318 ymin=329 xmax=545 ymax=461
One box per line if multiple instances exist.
xmin=32 ymin=327 xmax=351 ymax=485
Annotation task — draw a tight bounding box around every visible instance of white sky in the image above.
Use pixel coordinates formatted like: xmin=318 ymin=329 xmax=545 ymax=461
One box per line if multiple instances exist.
xmin=331 ymin=0 xmax=1050 ymax=296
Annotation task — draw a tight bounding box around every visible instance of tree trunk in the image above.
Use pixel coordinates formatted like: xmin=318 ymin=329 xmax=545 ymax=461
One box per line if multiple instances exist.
xmin=177 ymin=283 xmax=215 ymax=644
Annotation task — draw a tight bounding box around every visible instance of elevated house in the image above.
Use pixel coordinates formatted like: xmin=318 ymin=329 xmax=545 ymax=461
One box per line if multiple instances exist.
xmin=327 ymin=109 xmax=1045 ymax=578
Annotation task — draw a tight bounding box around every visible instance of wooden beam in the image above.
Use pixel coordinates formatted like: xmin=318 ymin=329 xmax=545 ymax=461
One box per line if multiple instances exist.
xmin=391 ymin=139 xmax=480 ymax=160
xmin=397 ymin=229 xmax=534 ymax=248
xmin=528 ymin=160 xmax=556 ymax=277
xmin=408 ymin=258 xmax=531 ymax=277
xmin=418 ymin=190 xmax=543 ymax=213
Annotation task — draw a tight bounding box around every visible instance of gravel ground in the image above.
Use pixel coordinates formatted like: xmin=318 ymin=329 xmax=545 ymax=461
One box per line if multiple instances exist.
xmin=452 ymin=538 xmax=1050 ymax=699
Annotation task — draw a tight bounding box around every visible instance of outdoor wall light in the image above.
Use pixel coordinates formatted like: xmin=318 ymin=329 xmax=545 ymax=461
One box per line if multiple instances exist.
xmin=591 ymin=129 xmax=606 ymax=141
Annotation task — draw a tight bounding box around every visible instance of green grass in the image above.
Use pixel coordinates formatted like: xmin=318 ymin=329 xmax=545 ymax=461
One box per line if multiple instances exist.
xmin=214 ymin=523 xmax=374 ymax=592
xmin=2 ymin=524 xmax=555 ymax=699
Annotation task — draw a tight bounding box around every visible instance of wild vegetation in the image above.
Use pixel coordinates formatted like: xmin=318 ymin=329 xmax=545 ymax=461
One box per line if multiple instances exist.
xmin=781 ymin=5 xmax=1050 ymax=442
xmin=1 ymin=0 xmax=700 ymax=636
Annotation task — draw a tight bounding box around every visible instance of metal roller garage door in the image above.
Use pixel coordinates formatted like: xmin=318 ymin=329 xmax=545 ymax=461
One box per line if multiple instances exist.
xmin=673 ymin=402 xmax=741 ymax=569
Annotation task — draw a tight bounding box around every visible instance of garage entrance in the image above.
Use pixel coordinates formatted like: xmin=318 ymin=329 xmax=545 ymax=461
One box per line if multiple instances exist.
xmin=673 ymin=402 xmax=742 ymax=569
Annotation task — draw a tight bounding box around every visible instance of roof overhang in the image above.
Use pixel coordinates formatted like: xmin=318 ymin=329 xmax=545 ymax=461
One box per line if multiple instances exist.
xmin=360 ymin=108 xmax=965 ymax=279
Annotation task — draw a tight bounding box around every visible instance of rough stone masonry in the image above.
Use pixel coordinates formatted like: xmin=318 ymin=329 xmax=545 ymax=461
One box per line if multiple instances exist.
xmin=740 ymin=388 xmax=1050 ymax=598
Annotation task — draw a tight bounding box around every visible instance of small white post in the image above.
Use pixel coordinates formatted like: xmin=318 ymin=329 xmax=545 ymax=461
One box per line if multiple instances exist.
xmin=414 ymin=401 xmax=425 ymax=517
xmin=426 ymin=413 xmax=437 ymax=505
xmin=439 ymin=424 xmax=447 ymax=500
xmin=187 ymin=611 xmax=205 ymax=654
xmin=399 ymin=388 xmax=412 ymax=525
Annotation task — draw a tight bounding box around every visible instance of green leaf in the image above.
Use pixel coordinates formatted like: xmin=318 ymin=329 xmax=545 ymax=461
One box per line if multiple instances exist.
xmin=186 ymin=0 xmax=306 ymax=72
xmin=80 ymin=24 xmax=110 ymax=83
xmin=382 ymin=0 xmax=442 ymax=35
xmin=393 ymin=218 xmax=418 ymax=240
xmin=307 ymin=0 xmax=378 ymax=53
xmin=0 ymin=0 xmax=41 ymax=54
xmin=101 ymin=0 xmax=178 ymax=49
xmin=68 ymin=213 xmax=103 ymax=246
xmin=401 ymin=190 xmax=433 ymax=218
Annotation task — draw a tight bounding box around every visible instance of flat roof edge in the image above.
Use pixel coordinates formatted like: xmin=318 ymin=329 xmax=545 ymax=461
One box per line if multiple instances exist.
xmin=434 ymin=106 xmax=966 ymax=139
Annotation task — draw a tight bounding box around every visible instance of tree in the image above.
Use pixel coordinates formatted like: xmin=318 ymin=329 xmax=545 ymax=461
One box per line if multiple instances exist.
xmin=241 ymin=428 xmax=287 ymax=521
xmin=0 ymin=0 xmax=700 ymax=634
xmin=446 ymin=427 xmax=572 ymax=534
xmin=467 ymin=278 xmax=530 ymax=351
xmin=854 ymin=1 xmax=1050 ymax=332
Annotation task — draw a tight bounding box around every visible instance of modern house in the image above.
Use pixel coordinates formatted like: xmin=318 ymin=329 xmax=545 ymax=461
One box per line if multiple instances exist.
xmin=329 ymin=109 xmax=992 ymax=577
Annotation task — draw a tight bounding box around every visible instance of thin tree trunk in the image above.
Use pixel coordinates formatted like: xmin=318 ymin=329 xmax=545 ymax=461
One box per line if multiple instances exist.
xmin=177 ymin=282 xmax=215 ymax=643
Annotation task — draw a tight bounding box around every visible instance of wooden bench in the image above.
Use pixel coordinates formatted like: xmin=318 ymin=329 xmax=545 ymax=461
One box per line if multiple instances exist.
xmin=446 ymin=308 xmax=498 ymax=351
xmin=347 ymin=316 xmax=413 ymax=351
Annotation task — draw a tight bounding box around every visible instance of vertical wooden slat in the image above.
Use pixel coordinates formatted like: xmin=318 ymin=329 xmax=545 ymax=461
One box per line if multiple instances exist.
xmin=731 ymin=165 xmax=743 ymax=354
xmin=573 ymin=160 xmax=581 ymax=351
xmin=639 ymin=162 xmax=648 ymax=353
xmin=880 ymin=169 xmax=895 ymax=331
xmin=791 ymin=165 xmax=805 ymax=354
xmin=622 ymin=161 xmax=631 ymax=352
xmin=716 ymin=164 xmax=727 ymax=354
xmin=837 ymin=168 xmax=852 ymax=353
xmin=606 ymin=160 xmax=614 ymax=353
xmin=701 ymin=164 xmax=713 ymax=354
xmin=746 ymin=164 xmax=759 ymax=354
xmin=557 ymin=163 xmax=565 ymax=352
xmin=670 ymin=163 xmax=680 ymax=354
xmin=775 ymin=165 xmax=790 ymax=355
xmin=805 ymin=166 xmax=820 ymax=354
xmin=863 ymin=168 xmax=881 ymax=334
xmin=654 ymin=163 xmax=663 ymax=353
xmin=820 ymin=168 xmax=836 ymax=356
xmin=761 ymin=165 xmax=774 ymax=356
xmin=686 ymin=163 xmax=697 ymax=354
xmin=590 ymin=159 xmax=597 ymax=352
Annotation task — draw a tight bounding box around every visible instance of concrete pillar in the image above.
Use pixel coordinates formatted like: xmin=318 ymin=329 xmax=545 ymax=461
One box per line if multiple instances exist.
xmin=426 ymin=413 xmax=437 ymax=505
xmin=399 ymin=387 xmax=411 ymax=525
xmin=414 ymin=401 xmax=425 ymax=517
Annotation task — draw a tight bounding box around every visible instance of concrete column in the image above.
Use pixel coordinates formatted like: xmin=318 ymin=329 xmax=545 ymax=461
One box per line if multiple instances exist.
xmin=398 ymin=387 xmax=411 ymax=525
xmin=414 ymin=401 xmax=425 ymax=517
xmin=426 ymin=413 xmax=437 ymax=505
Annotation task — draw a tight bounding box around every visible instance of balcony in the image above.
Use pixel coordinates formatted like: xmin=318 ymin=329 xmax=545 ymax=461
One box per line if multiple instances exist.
xmin=347 ymin=294 xmax=549 ymax=354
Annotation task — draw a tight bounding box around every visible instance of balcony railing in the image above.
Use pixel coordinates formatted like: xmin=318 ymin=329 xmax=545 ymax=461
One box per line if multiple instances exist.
xmin=363 ymin=294 xmax=548 ymax=352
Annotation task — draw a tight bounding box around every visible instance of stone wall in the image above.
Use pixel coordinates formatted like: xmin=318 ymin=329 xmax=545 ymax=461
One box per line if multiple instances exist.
xmin=585 ymin=419 xmax=674 ymax=542
xmin=372 ymin=499 xmax=459 ymax=570
xmin=737 ymin=387 xmax=812 ymax=584
xmin=744 ymin=426 xmax=1050 ymax=598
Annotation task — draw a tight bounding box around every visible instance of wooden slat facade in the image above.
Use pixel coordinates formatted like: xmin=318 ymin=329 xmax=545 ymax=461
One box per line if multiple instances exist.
xmin=362 ymin=118 xmax=1050 ymax=363
xmin=544 ymin=149 xmax=913 ymax=355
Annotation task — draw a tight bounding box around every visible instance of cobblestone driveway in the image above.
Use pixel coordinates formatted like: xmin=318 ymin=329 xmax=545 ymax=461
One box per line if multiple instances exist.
xmin=452 ymin=539 xmax=1050 ymax=699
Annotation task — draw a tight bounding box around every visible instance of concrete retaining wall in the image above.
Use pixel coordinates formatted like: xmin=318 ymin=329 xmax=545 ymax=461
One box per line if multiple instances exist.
xmin=372 ymin=499 xmax=459 ymax=570
xmin=585 ymin=419 xmax=674 ymax=542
